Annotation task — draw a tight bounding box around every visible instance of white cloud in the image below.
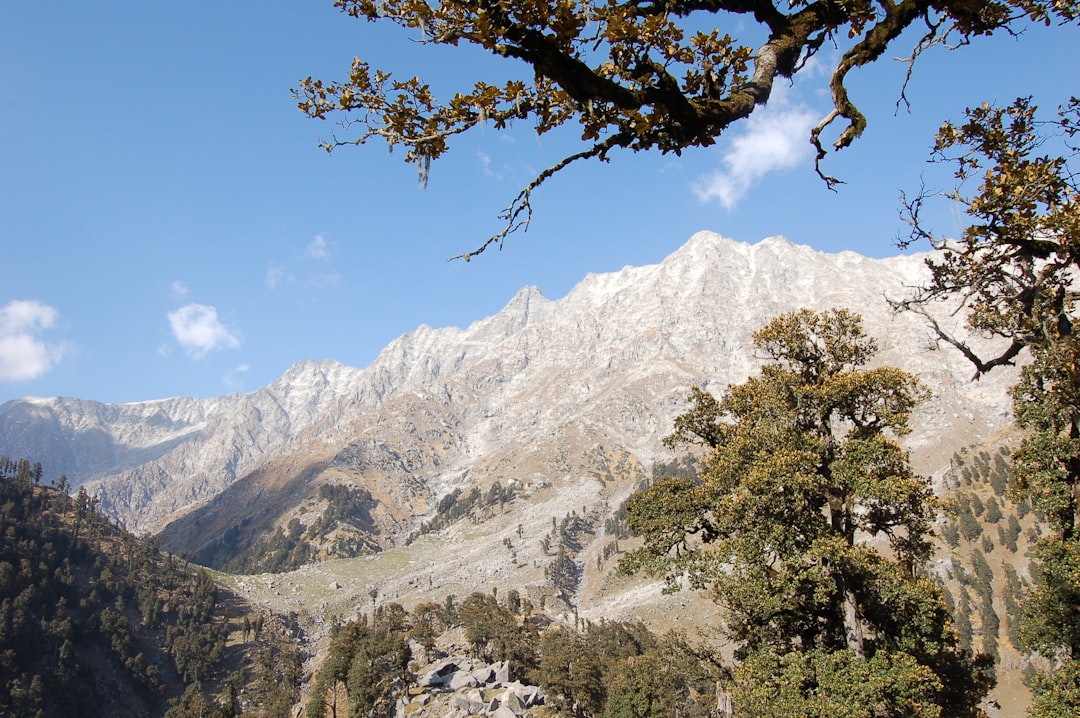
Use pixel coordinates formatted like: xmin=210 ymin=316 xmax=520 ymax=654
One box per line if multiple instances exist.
xmin=305 ymin=234 xmax=330 ymax=260
xmin=0 ymin=299 xmax=64 ymax=381
xmin=171 ymin=280 xmax=188 ymax=298
xmin=694 ymin=86 xmax=819 ymax=210
xmin=477 ymin=150 xmax=498 ymax=178
xmin=167 ymin=303 xmax=240 ymax=358
xmin=265 ymin=263 xmax=288 ymax=290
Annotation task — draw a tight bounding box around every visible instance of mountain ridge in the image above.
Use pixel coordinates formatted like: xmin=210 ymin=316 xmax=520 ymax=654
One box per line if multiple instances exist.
xmin=0 ymin=230 xmax=1041 ymax=717
xmin=0 ymin=232 xmax=1014 ymax=542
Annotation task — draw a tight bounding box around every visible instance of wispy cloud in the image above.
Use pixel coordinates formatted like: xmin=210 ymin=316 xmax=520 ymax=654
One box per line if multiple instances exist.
xmin=167 ymin=303 xmax=240 ymax=358
xmin=268 ymin=235 xmax=338 ymax=291
xmin=305 ymin=234 xmax=330 ymax=260
xmin=694 ymin=86 xmax=819 ymax=210
xmin=477 ymin=149 xmax=505 ymax=179
xmin=265 ymin=263 xmax=288 ymax=290
xmin=223 ymin=363 xmax=250 ymax=391
xmin=0 ymin=299 xmax=65 ymax=381
xmin=304 ymin=272 xmax=340 ymax=290
xmin=170 ymin=280 xmax=188 ymax=299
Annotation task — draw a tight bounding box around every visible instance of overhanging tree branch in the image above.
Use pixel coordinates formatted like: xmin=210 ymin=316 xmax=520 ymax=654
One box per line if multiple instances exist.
xmin=300 ymin=0 xmax=1080 ymax=256
xmin=451 ymin=132 xmax=631 ymax=261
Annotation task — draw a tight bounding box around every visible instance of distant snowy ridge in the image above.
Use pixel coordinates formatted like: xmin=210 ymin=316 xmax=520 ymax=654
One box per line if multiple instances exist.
xmin=0 ymin=232 xmax=1015 ymax=534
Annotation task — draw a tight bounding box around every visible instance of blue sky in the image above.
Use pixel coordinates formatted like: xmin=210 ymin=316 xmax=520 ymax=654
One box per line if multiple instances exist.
xmin=2 ymin=2 xmax=1076 ymax=404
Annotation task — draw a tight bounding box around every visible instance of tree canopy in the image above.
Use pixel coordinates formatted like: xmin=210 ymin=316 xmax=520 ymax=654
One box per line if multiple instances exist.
xmin=899 ymin=97 xmax=1080 ymax=717
xmin=621 ymin=309 xmax=992 ymax=715
xmin=297 ymin=0 xmax=1078 ymax=258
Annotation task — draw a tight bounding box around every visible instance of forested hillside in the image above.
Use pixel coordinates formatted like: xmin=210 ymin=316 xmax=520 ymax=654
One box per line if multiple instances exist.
xmin=0 ymin=457 xmax=302 ymax=718
xmin=0 ymin=429 xmax=1057 ymax=718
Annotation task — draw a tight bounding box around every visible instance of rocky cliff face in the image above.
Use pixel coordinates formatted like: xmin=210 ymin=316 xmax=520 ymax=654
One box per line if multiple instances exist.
xmin=0 ymin=232 xmax=1016 ymax=558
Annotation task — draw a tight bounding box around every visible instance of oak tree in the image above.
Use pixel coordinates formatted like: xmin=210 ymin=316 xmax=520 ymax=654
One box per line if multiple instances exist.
xmin=297 ymin=0 xmax=1077 ymax=258
xmin=899 ymin=97 xmax=1080 ymax=717
xmin=621 ymin=309 xmax=992 ymax=715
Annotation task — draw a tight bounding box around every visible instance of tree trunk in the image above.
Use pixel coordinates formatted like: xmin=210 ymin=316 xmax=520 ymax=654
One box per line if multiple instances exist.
xmin=843 ymin=588 xmax=865 ymax=657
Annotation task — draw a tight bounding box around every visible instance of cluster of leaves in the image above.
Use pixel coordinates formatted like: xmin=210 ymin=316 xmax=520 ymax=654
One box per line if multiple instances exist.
xmin=226 ymin=517 xmax=314 ymax=574
xmin=901 ymin=97 xmax=1080 ymax=715
xmin=934 ymin=444 xmax=1041 ymax=672
xmin=309 ymin=590 xmax=541 ymax=718
xmin=165 ymin=569 xmax=228 ymax=685
xmin=620 ymin=310 xmax=992 ymax=716
xmin=298 ymin=0 xmax=1078 ymax=258
xmin=457 ymin=590 xmax=540 ymax=670
xmin=307 ymin=603 xmax=413 ymax=718
xmin=539 ymin=620 xmax=722 ymax=718
xmin=0 ymin=457 xmax=243 ymax=718
xmin=901 ymin=97 xmax=1080 ymax=374
xmin=540 ymin=510 xmax=597 ymax=601
xmin=307 ymin=484 xmax=378 ymax=542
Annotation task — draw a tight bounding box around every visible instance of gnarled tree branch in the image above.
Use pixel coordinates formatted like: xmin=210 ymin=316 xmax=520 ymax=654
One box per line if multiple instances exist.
xmin=302 ymin=0 xmax=1079 ymax=256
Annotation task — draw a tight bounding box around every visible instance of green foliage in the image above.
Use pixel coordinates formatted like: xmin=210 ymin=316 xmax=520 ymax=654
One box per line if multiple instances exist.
xmin=539 ymin=510 xmax=598 ymax=600
xmin=1002 ymin=564 xmax=1027 ymax=651
xmin=539 ymin=625 xmax=607 ymax=716
xmin=732 ymin=647 xmax=946 ymax=718
xmin=217 ymin=482 xmax=382 ymax=574
xmin=300 ymin=595 xmax=725 ymax=718
xmin=621 ymin=310 xmax=989 ymax=715
xmin=411 ymin=482 xmax=517 ymax=542
xmin=955 ymin=496 xmax=984 ymax=541
xmin=955 ymin=592 xmax=974 ymax=650
xmin=940 ymin=521 xmax=961 ymax=548
xmin=1020 ymin=535 xmax=1080 ymax=657
xmin=457 ymin=591 xmax=538 ymax=672
xmin=603 ymin=654 xmax=674 ymax=718
xmin=226 ymin=518 xmax=313 ymax=574
xmin=1028 ymin=658 xmax=1080 ymax=718
xmin=989 ymin=452 xmax=1012 ymax=496
xmin=0 ymin=456 xmax=253 ymax=718
xmin=538 ymin=619 xmax=703 ymax=718
xmin=545 ymin=544 xmax=580 ymax=598
xmin=903 ymin=96 xmax=1080 ymax=715
xmin=308 ymin=604 xmax=412 ymax=718
xmin=249 ymin=633 xmax=304 ymax=718
xmin=308 ymin=483 xmax=377 ymax=537
xmin=408 ymin=601 xmax=448 ymax=662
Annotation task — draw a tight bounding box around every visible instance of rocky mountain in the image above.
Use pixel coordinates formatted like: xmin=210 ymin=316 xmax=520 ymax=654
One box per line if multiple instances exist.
xmin=0 ymin=231 xmax=1017 ymax=575
xmin=0 ymin=231 xmax=1041 ymax=716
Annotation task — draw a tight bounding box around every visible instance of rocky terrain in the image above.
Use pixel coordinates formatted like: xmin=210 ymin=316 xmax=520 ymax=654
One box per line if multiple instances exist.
xmin=1 ymin=231 xmax=1019 ymax=595
xmin=0 ymin=232 xmax=1015 ymax=531
xmin=0 ymin=231 xmax=1034 ymax=713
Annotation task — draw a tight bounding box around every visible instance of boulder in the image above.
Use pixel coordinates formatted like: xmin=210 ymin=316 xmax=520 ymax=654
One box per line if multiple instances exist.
xmin=418 ymin=659 xmax=459 ymax=687
xmin=450 ymin=694 xmax=483 ymax=715
xmin=471 ymin=666 xmax=496 ymax=684
xmin=498 ymin=690 xmax=524 ymax=714
xmin=494 ymin=661 xmax=511 ymax=683
xmin=448 ymin=671 xmax=479 ymax=690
